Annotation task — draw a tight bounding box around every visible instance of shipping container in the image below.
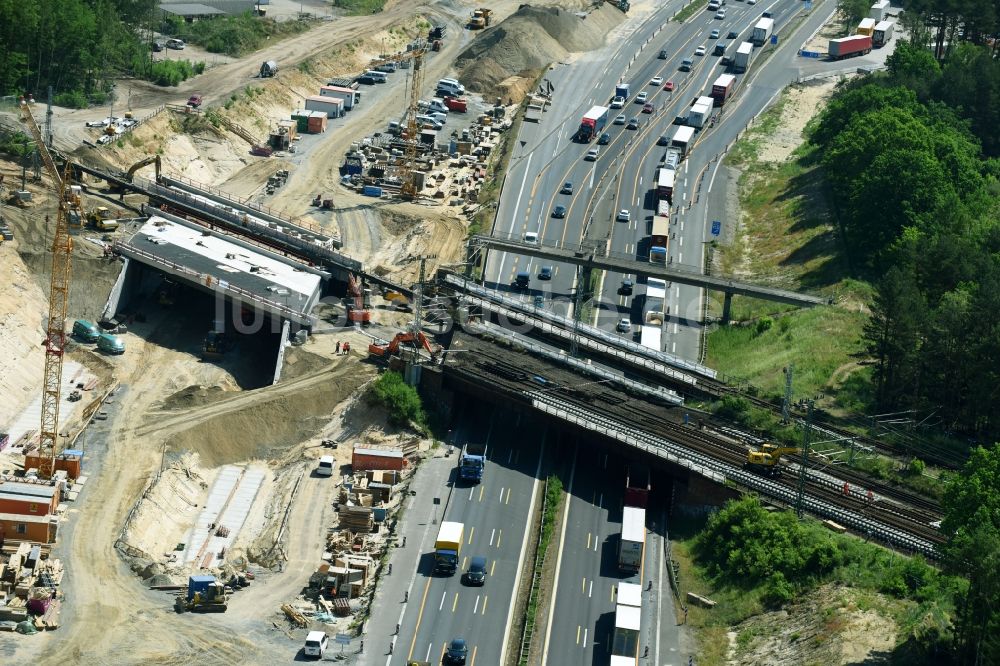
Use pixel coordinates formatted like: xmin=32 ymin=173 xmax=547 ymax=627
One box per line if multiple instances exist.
xmin=305 ymin=95 xmax=344 ymax=118
xmin=319 ymin=85 xmax=358 ymax=110
xmin=352 ymin=447 xmax=404 ymax=471
xmin=307 ymin=114 xmax=327 ymax=133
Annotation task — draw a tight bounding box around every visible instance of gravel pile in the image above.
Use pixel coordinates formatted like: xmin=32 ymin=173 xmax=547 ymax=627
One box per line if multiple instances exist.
xmin=456 ymin=4 xmax=623 ymax=102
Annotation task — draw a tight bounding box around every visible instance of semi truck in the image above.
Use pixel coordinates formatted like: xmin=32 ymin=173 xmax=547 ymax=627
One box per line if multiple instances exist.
xmin=618 ymin=506 xmax=646 ymax=572
xmin=577 ymin=105 xmax=609 ymax=142
xmin=733 ymin=41 xmax=754 ymax=73
xmin=711 ymin=73 xmax=736 ymax=106
xmin=856 ymin=17 xmax=876 ymax=36
xmin=828 ymin=35 xmax=872 ymax=60
xmin=458 ymin=443 xmax=487 ymax=483
xmin=751 ymin=17 xmax=774 ymax=46
xmin=869 ymin=0 xmax=890 ymax=21
xmin=650 ymin=216 xmax=669 ymax=263
xmin=615 ymin=82 xmax=631 ymax=101
xmin=687 ymin=101 xmax=712 ymax=129
xmin=671 ymin=125 xmax=695 ymax=157
xmin=434 ymin=521 xmax=464 ymax=575
xmin=872 ymin=20 xmax=894 ymax=47
xmin=655 ymin=167 xmax=675 ymax=203
xmin=625 ymin=464 xmax=651 ymax=508
xmin=610 ymin=583 xmax=643 ymax=665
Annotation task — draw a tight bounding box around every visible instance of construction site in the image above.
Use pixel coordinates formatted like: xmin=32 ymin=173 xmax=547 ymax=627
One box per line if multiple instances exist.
xmin=0 ymin=0 xmax=639 ymax=660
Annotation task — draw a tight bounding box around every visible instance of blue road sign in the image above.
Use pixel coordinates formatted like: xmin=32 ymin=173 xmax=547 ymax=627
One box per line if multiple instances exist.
xmin=711 ymin=220 xmax=721 ymax=236
xmin=771 ymin=34 xmax=779 ymax=45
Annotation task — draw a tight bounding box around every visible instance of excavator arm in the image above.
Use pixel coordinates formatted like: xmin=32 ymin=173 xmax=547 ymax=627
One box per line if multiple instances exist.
xmin=125 ymin=155 xmax=161 ymax=182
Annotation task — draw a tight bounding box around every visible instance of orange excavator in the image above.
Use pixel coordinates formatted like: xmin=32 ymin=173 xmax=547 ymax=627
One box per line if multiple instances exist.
xmin=347 ymin=273 xmax=371 ymax=325
xmin=368 ymin=330 xmax=438 ymax=360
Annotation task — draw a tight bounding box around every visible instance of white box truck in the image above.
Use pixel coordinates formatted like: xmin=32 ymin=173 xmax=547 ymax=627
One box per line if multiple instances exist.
xmin=752 ymin=17 xmax=774 ymax=46
xmin=734 ymin=41 xmax=754 ymax=72
xmin=870 ymin=0 xmax=890 ymax=21
xmin=618 ymin=506 xmax=646 ymax=572
xmin=873 ymin=20 xmax=894 ymax=47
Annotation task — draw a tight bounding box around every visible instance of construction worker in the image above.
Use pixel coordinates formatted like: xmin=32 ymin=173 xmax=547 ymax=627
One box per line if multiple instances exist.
xmin=343 ymin=341 xmax=351 ymax=354
xmin=336 ymin=340 xmax=341 ymax=354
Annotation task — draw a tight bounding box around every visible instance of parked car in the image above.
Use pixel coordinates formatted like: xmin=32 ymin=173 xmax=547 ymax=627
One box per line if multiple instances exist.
xmin=166 ymin=38 xmax=185 ymax=50
xmin=151 ymin=41 xmax=164 ymax=52
xmin=187 ymin=94 xmax=203 ymax=108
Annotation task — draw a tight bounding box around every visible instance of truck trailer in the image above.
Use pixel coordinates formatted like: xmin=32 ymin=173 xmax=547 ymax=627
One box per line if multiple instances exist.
xmin=650 ymin=216 xmax=669 ymax=263
xmin=733 ymin=41 xmax=754 ymax=73
xmin=615 ymin=82 xmax=631 ymax=101
xmin=618 ymin=506 xmax=646 ymax=572
xmin=752 ymin=17 xmax=774 ymax=46
xmin=655 ymin=168 xmax=675 ymax=203
xmin=671 ymin=125 xmax=695 ymax=156
xmin=828 ymin=35 xmax=872 ymax=60
xmin=459 ymin=443 xmax=487 ymax=482
xmin=872 ymin=20 xmax=894 ymax=47
xmin=688 ymin=102 xmax=712 ymax=129
xmin=856 ymin=17 xmax=876 ymax=36
xmin=869 ymin=0 xmax=890 ymax=21
xmin=711 ymin=74 xmax=736 ymax=106
xmin=577 ymin=105 xmax=609 ymax=142
xmin=625 ymin=464 xmax=651 ymax=508
xmin=434 ymin=521 xmax=464 ymax=575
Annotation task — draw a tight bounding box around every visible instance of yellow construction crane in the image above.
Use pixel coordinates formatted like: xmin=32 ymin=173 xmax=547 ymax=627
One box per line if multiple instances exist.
xmin=371 ymin=42 xmax=427 ymax=199
xmin=19 ymin=99 xmax=78 ymax=479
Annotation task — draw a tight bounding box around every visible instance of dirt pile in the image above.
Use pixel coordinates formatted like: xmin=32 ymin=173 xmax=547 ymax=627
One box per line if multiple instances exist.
xmin=456 ymin=4 xmax=623 ymax=101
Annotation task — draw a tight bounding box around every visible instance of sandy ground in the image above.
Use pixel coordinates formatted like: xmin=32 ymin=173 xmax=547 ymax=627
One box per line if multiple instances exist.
xmin=757 ymin=80 xmax=838 ymax=163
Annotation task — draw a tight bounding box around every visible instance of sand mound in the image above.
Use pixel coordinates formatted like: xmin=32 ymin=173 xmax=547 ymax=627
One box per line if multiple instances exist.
xmin=456 ymin=4 xmax=623 ymax=101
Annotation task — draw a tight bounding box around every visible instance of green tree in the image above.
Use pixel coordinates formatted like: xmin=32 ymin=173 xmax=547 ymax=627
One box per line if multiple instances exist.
xmin=838 ymin=0 xmax=871 ymax=32
xmin=369 ymin=371 xmax=426 ymax=429
xmin=941 ymin=444 xmax=1000 ymax=664
xmin=864 ymin=266 xmax=926 ymax=410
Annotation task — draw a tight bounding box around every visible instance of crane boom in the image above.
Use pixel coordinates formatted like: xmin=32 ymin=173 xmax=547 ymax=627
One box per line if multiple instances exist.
xmin=21 ymin=100 xmax=75 ymax=479
xmin=371 ymin=43 xmax=426 ymax=199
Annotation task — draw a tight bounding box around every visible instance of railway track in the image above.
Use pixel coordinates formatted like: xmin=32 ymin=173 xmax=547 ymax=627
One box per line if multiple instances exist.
xmin=447 ymin=345 xmax=944 ymax=551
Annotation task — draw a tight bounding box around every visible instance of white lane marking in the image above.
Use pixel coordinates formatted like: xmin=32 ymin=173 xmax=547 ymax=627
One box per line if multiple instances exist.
xmin=438 ymin=591 xmax=446 ymax=611
xmin=588 ymin=580 xmax=593 ymax=598
xmin=490 ymin=528 xmax=496 ymax=546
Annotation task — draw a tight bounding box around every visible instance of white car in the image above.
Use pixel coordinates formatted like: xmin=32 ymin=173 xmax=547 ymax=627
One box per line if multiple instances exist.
xmin=611 ymin=96 xmax=625 ymax=108
xmin=748 ymin=0 xmax=756 ymax=4
xmin=523 ymin=231 xmax=539 ymax=243
xmin=715 ymin=9 xmax=726 ymax=18
xmin=616 ymin=318 xmax=632 ymax=333
xmin=650 ymin=76 xmax=664 ymax=86
xmin=616 ymin=209 xmax=630 ymax=222
xmin=695 ymin=45 xmax=707 ymax=56
xmin=614 ymin=114 xmax=626 ymax=125
xmin=585 ymin=148 xmax=599 ymax=161
xmin=636 ymin=91 xmax=648 ymax=103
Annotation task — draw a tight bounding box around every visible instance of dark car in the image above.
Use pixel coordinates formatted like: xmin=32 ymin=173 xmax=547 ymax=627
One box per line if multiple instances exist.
xmin=463 ymin=556 xmax=488 ymax=586
xmin=763 ymin=10 xmax=772 ymax=17
xmin=538 ymin=266 xmax=553 ymax=280
xmin=357 ymin=74 xmax=377 ymax=85
xmin=444 ymin=638 xmax=468 ymax=665
xmin=642 ymin=103 xmax=654 ymax=114
xmin=619 ymin=278 xmax=634 ymax=295
xmin=657 ymin=134 xmax=670 ymax=146
xmin=552 ymin=205 xmax=567 ymax=218
xmin=597 ymin=132 xmax=611 ymax=145
xmin=658 ymin=49 xmax=668 ymax=59
xmin=673 ymin=114 xmax=688 ymax=125
xmin=627 ymin=117 xmax=639 ymax=130
xmin=513 ymin=271 xmax=530 ymax=290
xmin=151 ymin=41 xmax=164 ymax=52
xmin=728 ymin=30 xmax=739 ymax=38
xmin=561 ymin=181 xmax=573 ymax=194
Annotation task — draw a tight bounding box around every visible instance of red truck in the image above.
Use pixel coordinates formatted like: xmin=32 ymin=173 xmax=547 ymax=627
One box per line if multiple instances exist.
xmin=445 ymin=97 xmax=467 ymax=113
xmin=711 ymin=74 xmax=736 ymax=107
xmin=828 ymin=35 xmax=872 ymax=60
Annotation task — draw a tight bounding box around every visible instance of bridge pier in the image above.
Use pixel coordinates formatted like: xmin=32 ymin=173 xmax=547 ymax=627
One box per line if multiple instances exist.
xmin=721 ymin=291 xmax=733 ymax=324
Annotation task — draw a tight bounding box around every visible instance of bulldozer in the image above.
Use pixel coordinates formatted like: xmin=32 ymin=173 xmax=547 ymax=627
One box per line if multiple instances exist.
xmin=175 ymin=577 xmax=228 ymax=613
xmin=744 ymin=443 xmax=801 ymax=477
xmin=468 ymin=8 xmax=492 ymax=29
xmin=368 ymin=330 xmax=438 ymax=361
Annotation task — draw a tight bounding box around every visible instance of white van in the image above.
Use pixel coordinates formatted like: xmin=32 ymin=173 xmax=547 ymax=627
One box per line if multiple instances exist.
xmin=363 ymin=70 xmax=388 ymax=83
xmin=437 ymin=78 xmax=465 ymax=96
xmin=317 ymin=455 xmax=335 ymax=477
xmin=304 ymin=631 xmax=328 ymax=658
xmin=166 ymin=38 xmax=185 ymax=50
xmin=428 ymin=98 xmax=449 ymax=114
xmin=415 ymin=114 xmax=444 ymax=130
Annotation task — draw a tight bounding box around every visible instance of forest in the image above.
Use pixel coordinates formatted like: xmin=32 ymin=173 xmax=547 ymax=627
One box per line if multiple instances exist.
xmin=0 ymin=0 xmax=304 ymax=105
xmin=809 ymin=39 xmax=1000 ymax=443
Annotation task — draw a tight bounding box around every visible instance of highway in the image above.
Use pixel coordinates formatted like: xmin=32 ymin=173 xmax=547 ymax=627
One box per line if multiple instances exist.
xmin=392 ymin=402 xmax=545 ymax=666
xmin=484 ymin=0 xmax=879 ymax=361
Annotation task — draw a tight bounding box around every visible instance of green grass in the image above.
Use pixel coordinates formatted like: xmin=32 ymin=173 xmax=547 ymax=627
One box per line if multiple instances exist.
xmin=333 ymin=0 xmax=387 ymax=15
xmin=674 ymin=0 xmax=710 ymax=23
xmin=519 ymin=475 xmax=564 ymax=666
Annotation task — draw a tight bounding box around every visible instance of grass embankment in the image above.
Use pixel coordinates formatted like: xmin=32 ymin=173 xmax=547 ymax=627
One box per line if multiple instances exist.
xmin=707 ymin=89 xmax=870 ymax=410
xmin=333 ymin=0 xmax=387 ymax=16
xmin=675 ymin=497 xmax=959 ymax=665
xmin=674 ymin=0 xmax=710 ymax=23
xmin=163 ymin=12 xmax=312 ymax=57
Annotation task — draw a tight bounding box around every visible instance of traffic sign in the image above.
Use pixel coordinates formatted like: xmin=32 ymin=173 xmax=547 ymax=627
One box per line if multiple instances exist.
xmin=334 ymin=634 xmax=351 ymax=645
xmin=711 ymin=220 xmax=721 ymax=236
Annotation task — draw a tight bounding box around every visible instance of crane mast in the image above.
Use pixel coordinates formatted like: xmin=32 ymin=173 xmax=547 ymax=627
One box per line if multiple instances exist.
xmin=20 ymin=99 xmax=76 ymax=479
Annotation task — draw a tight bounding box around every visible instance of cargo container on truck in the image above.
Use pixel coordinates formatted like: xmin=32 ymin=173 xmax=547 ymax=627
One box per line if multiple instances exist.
xmin=857 ymin=17 xmax=876 ymax=35
xmin=650 ymin=216 xmax=669 ymax=263
xmin=625 ymin=464 xmax=651 ymax=508
xmin=618 ymin=506 xmax=646 ymax=572
xmin=459 ymin=443 xmax=487 ymax=482
xmin=872 ymin=20 xmax=894 ymax=46
xmin=671 ymin=125 xmax=695 ymax=156
xmin=577 ymin=105 xmax=609 ymax=142
xmin=752 ymin=18 xmax=774 ymax=46
xmin=869 ymin=0 xmax=889 ymax=21
xmin=688 ymin=102 xmax=712 ymax=129
xmin=434 ymin=522 xmax=464 ymax=575
xmin=615 ymin=82 xmax=631 ymax=101
xmin=656 ymin=168 xmax=675 ymax=202
xmin=734 ymin=41 xmax=754 ymax=72
xmin=711 ymin=73 xmax=736 ymax=106
xmin=828 ymin=35 xmax=872 ymax=59
xmin=611 ymin=603 xmax=641 ymax=663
